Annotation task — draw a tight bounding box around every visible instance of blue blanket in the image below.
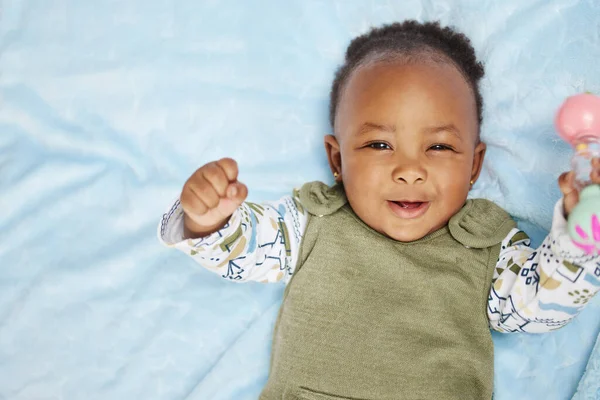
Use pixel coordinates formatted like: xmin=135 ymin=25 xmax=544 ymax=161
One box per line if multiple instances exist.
xmin=1 ymin=1 xmax=599 ymax=399
xmin=574 ymin=332 xmax=600 ymax=399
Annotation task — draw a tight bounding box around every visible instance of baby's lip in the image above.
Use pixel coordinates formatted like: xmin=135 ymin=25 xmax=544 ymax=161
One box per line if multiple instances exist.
xmin=387 ymin=200 xmax=430 ymax=219
xmin=389 ymin=199 xmax=429 ymax=204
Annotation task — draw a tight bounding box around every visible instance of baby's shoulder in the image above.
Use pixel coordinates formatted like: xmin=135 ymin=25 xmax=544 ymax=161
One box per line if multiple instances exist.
xmin=296 ymin=181 xmax=347 ymax=217
xmin=449 ymin=199 xmax=516 ymax=248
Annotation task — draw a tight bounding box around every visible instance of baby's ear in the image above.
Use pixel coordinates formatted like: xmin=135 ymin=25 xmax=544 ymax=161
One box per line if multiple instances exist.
xmin=470 ymin=141 xmax=487 ymax=184
xmin=324 ymin=135 xmax=342 ymax=182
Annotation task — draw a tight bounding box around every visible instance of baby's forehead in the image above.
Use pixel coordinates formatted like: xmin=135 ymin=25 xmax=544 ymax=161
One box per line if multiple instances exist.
xmin=336 ymin=59 xmax=480 ymax=141
xmin=343 ymin=59 xmax=475 ymax=111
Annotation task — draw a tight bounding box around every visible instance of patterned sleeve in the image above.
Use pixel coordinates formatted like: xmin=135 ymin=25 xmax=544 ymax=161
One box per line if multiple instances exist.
xmin=488 ymin=199 xmax=600 ymax=333
xmin=157 ymin=189 xmax=308 ymax=284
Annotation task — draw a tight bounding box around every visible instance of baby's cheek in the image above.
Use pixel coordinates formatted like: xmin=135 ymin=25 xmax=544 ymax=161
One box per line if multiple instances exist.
xmin=344 ymin=165 xmax=381 ymax=191
xmin=438 ymin=171 xmax=470 ymax=191
xmin=438 ymin=180 xmax=471 ymax=213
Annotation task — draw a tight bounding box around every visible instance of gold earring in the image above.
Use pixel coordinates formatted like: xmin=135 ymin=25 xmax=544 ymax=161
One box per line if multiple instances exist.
xmin=470 ymin=180 xmax=474 ymax=186
xmin=333 ymin=172 xmax=339 ymax=178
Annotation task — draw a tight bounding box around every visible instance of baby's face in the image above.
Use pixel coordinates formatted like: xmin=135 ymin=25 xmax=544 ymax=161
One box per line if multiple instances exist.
xmin=326 ymin=59 xmax=485 ymax=242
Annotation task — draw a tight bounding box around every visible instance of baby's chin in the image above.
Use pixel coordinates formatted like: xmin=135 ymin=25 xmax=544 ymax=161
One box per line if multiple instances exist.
xmin=386 ymin=230 xmax=433 ymax=243
xmin=384 ymin=220 xmax=449 ymax=243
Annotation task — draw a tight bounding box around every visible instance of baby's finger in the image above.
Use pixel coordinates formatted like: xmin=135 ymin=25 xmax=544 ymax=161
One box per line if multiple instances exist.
xmin=591 ymin=158 xmax=600 ymax=183
xmin=559 ymin=171 xmax=580 ymax=217
xmin=210 ymin=182 xmax=249 ymax=221
xmin=558 ymin=171 xmax=577 ymax=196
xmin=188 ymin=176 xmax=221 ymax=210
xmin=216 ymin=158 xmax=239 ymax=182
xmin=202 ymin=162 xmax=230 ymax=197
xmin=180 ymin=185 xmax=208 ymax=216
xmin=226 ymin=181 xmax=248 ymax=203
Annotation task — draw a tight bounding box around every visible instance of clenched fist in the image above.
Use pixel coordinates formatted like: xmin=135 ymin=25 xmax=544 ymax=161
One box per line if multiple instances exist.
xmin=559 ymin=157 xmax=600 ymax=217
xmin=180 ymin=158 xmax=248 ymax=238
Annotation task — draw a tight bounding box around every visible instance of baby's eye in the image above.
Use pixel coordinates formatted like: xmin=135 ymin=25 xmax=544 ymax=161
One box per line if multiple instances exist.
xmin=429 ymin=144 xmax=453 ymax=152
xmin=367 ymin=142 xmax=391 ymax=150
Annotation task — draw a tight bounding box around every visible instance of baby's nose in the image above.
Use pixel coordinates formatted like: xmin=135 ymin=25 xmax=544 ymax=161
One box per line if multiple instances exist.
xmin=392 ymin=163 xmax=427 ymax=184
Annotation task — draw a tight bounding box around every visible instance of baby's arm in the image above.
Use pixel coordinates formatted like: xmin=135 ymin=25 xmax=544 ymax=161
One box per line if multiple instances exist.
xmin=158 ymin=158 xmax=308 ymax=283
xmin=488 ymin=200 xmax=600 ymax=333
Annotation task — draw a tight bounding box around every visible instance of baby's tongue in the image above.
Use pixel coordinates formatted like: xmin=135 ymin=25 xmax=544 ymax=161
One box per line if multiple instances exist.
xmin=397 ymin=201 xmax=422 ymax=209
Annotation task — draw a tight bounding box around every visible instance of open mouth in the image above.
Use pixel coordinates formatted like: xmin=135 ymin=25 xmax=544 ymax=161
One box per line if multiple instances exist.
xmin=391 ymin=201 xmax=425 ymax=209
xmin=387 ymin=200 xmax=430 ymax=219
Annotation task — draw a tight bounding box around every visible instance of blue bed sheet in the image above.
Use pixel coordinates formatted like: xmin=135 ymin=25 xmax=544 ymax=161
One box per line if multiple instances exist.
xmin=1 ymin=1 xmax=599 ymax=399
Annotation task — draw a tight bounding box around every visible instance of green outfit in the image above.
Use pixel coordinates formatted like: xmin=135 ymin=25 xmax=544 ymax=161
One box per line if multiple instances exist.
xmin=259 ymin=182 xmax=516 ymax=400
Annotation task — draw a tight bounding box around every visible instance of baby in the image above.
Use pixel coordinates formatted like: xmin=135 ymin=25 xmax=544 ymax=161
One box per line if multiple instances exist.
xmin=158 ymin=21 xmax=600 ymax=399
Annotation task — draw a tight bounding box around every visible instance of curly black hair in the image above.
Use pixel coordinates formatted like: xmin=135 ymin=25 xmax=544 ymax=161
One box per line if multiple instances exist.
xmin=329 ymin=20 xmax=485 ymax=133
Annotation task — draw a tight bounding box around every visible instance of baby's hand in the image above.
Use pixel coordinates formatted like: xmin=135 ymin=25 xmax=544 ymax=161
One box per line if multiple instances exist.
xmin=559 ymin=157 xmax=600 ymax=217
xmin=180 ymin=158 xmax=248 ymax=238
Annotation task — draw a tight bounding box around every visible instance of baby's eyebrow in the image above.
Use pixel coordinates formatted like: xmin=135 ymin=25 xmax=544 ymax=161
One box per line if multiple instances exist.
xmin=356 ymin=122 xmax=396 ymax=135
xmin=423 ymin=124 xmax=462 ymax=140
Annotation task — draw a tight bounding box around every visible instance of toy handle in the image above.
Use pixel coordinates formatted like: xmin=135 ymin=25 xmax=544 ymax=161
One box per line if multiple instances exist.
xmin=570 ymin=139 xmax=600 ymax=189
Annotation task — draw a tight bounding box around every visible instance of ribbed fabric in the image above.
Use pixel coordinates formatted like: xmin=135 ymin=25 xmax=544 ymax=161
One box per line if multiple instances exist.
xmin=260 ymin=182 xmax=516 ymax=400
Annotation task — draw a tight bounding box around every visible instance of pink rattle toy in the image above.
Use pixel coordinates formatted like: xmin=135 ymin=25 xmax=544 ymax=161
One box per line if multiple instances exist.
xmin=555 ymin=93 xmax=600 ymax=255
